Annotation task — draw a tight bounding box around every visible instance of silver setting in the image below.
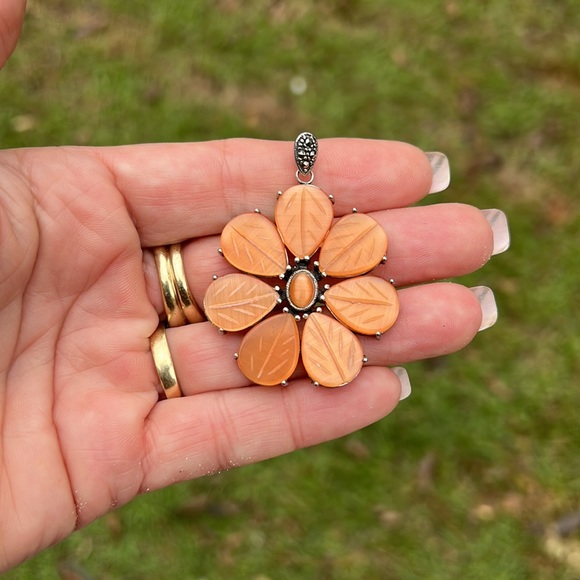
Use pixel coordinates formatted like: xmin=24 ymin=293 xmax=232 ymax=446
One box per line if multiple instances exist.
xmin=389 ymin=278 xmax=395 ymax=286
xmin=295 ymin=169 xmax=314 ymax=185
xmin=286 ymin=269 xmax=319 ymax=312
xmin=281 ymin=380 xmax=289 ymax=387
xmin=375 ymin=332 xmax=382 ymax=340
xmin=294 ymin=132 xmax=318 ymax=176
xmin=352 ymin=208 xmax=358 ymax=213
xmin=277 ymin=190 xmax=283 ymax=199
xmin=362 ymin=356 xmax=368 ymax=364
xmin=381 ymin=255 xmax=388 ymax=265
xmin=294 ymin=314 xmax=301 ymax=322
xmin=212 ymin=274 xmax=219 ymax=280
xmin=218 ymin=248 xmax=223 ymax=256
xmin=328 ymin=194 xmax=335 ymax=204
xmin=234 ymin=352 xmax=239 ymax=360
xmin=219 ymin=328 xmax=226 ymax=334
xmin=313 ymin=381 xmax=320 ymax=387
xmin=316 ymin=307 xmax=323 ymax=313
xmin=254 ymin=208 xmax=261 ymax=214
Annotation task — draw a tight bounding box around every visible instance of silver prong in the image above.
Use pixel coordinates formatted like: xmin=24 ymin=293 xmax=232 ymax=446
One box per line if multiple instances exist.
xmin=219 ymin=328 xmax=226 ymax=334
xmin=352 ymin=208 xmax=358 ymax=213
xmin=212 ymin=274 xmax=219 ymax=280
xmin=312 ymin=381 xmax=320 ymax=387
xmin=286 ymin=265 xmax=292 ymax=271
xmin=375 ymin=332 xmax=382 ymax=340
xmin=218 ymin=248 xmax=224 ymax=256
xmin=313 ymin=260 xmax=320 ymax=268
xmin=295 ymin=314 xmax=301 ymax=322
xmin=277 ymin=190 xmax=283 ymax=198
xmin=277 ymin=298 xmax=283 ymax=304
xmin=283 ymin=307 xmax=289 ymax=313
xmin=234 ymin=352 xmax=239 ymax=360
xmin=321 ymin=271 xmax=327 ymax=278
xmin=295 ymin=256 xmax=301 ymax=264
xmin=316 ymin=307 xmax=322 ymax=313
xmin=254 ymin=208 xmax=261 ymax=213
xmin=389 ymin=278 xmax=395 ymax=286
xmin=302 ymin=313 xmax=309 ymax=319
xmin=324 ymin=284 xmax=330 ymax=291
xmin=319 ymin=295 xmax=326 ymax=302
xmin=281 ymin=380 xmax=288 ymax=387
xmin=328 ymin=194 xmax=335 ymax=205
xmin=279 ymin=273 xmax=286 ymax=280
xmin=362 ymin=356 xmax=368 ymax=364
xmin=304 ymin=255 xmax=310 ymax=261
xmin=274 ymin=285 xmax=281 ymax=292
xmin=381 ymin=255 xmax=388 ymax=265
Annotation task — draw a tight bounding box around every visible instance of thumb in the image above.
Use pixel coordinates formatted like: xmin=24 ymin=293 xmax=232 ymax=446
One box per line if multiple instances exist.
xmin=0 ymin=0 xmax=27 ymax=69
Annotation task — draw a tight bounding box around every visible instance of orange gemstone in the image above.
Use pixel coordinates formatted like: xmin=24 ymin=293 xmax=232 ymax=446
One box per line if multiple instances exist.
xmin=319 ymin=213 xmax=387 ymax=278
xmin=275 ymin=184 xmax=334 ymax=259
xmin=287 ymin=270 xmax=317 ymax=310
xmin=324 ymin=276 xmax=399 ymax=335
xmin=221 ymin=213 xmax=287 ymax=277
xmin=237 ymin=313 xmax=300 ymax=386
xmin=203 ymin=273 xmax=278 ymax=332
xmin=301 ymin=313 xmax=364 ymax=387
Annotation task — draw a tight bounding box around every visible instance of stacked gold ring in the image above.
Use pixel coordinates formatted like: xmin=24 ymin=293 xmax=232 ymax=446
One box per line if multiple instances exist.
xmin=154 ymin=244 xmax=205 ymax=327
xmin=150 ymin=243 xmax=205 ymax=398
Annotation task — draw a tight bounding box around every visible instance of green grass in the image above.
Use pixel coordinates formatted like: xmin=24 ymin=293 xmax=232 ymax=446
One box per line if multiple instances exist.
xmin=2 ymin=0 xmax=580 ymax=578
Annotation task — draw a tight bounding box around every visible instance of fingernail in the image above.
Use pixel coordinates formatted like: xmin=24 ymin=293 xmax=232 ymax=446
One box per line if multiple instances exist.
xmin=426 ymin=152 xmax=450 ymax=194
xmin=482 ymin=209 xmax=510 ymax=255
xmin=393 ymin=367 xmax=411 ymax=400
xmin=470 ymin=286 xmax=498 ymax=331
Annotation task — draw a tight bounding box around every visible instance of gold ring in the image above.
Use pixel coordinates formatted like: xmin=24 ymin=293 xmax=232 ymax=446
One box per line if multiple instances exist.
xmin=149 ymin=323 xmax=182 ymax=399
xmin=169 ymin=244 xmax=206 ymax=324
xmin=154 ymin=247 xmax=187 ymax=327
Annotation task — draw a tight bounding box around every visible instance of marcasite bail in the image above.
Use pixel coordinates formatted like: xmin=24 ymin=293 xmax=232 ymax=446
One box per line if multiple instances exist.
xmin=294 ymin=132 xmax=318 ymax=184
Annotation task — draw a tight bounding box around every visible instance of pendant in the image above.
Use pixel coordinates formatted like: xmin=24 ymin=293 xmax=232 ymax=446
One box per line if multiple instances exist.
xmin=203 ymin=132 xmax=399 ymax=387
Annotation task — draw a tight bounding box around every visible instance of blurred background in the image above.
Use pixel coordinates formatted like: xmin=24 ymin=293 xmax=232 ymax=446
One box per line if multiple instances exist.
xmin=2 ymin=0 xmax=579 ymax=578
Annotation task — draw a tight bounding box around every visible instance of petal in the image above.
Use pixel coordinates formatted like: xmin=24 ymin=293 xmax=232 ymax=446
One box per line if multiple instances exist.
xmin=238 ymin=313 xmax=300 ymax=386
xmin=274 ymin=184 xmax=334 ymax=259
xmin=318 ymin=213 xmax=387 ymax=278
xmin=221 ymin=213 xmax=287 ymax=277
xmin=203 ymin=273 xmax=278 ymax=332
xmin=302 ymin=313 xmax=364 ymax=387
xmin=324 ymin=276 xmax=400 ymax=335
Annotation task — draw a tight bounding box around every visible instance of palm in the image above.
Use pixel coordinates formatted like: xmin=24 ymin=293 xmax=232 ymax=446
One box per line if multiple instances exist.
xmin=0 ymin=140 xmax=493 ymax=570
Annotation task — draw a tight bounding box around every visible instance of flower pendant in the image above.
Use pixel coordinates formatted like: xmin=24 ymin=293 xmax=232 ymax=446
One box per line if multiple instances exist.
xmin=203 ymin=133 xmax=399 ymax=387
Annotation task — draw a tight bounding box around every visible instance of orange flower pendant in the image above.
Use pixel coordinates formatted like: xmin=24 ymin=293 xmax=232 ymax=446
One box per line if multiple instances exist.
xmin=203 ymin=133 xmax=399 ymax=387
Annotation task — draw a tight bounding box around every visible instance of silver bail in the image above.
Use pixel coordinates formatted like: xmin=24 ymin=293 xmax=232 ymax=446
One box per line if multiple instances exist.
xmin=294 ymin=132 xmax=318 ymax=177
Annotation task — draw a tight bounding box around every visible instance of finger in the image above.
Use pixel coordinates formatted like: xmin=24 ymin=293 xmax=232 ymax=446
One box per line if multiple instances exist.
xmin=141 ymin=365 xmax=402 ymax=491
xmin=143 ymin=203 xmax=494 ymax=315
xmin=98 ymin=139 xmax=437 ymax=245
xmin=165 ymin=283 xmax=484 ymax=395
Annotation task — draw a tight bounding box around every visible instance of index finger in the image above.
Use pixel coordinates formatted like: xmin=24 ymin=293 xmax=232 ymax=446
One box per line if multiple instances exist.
xmin=97 ymin=139 xmax=446 ymax=246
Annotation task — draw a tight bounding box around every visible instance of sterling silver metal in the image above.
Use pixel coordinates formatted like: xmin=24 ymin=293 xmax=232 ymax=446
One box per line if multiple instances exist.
xmin=294 ymin=132 xmax=318 ymax=178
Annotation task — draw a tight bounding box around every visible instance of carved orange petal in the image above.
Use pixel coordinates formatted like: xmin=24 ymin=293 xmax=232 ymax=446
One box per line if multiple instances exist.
xmin=221 ymin=213 xmax=287 ymax=277
xmin=318 ymin=213 xmax=387 ymax=278
xmin=275 ymin=185 xmax=334 ymax=259
xmin=302 ymin=313 xmax=364 ymax=387
xmin=237 ymin=313 xmax=300 ymax=386
xmin=203 ymin=273 xmax=278 ymax=332
xmin=324 ymin=276 xmax=399 ymax=335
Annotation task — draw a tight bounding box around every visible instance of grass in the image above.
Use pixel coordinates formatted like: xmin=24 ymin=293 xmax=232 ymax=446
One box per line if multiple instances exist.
xmin=2 ymin=0 xmax=580 ymax=578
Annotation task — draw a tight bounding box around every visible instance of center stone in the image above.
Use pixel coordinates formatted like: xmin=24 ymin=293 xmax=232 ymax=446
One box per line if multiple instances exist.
xmin=287 ymin=270 xmax=317 ymax=311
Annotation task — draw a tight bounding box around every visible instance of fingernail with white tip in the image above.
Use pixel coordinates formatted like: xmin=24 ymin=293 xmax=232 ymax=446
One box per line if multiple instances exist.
xmin=426 ymin=152 xmax=450 ymax=194
xmin=470 ymin=286 xmax=498 ymax=331
xmin=482 ymin=209 xmax=510 ymax=255
xmin=393 ymin=367 xmax=411 ymax=400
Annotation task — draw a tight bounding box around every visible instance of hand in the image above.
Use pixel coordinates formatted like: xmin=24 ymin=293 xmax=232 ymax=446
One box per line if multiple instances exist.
xmin=0 ymin=139 xmax=497 ymax=570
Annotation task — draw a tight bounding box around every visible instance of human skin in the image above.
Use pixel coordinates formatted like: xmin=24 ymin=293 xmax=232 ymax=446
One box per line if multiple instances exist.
xmin=0 ymin=1 xmax=495 ymax=571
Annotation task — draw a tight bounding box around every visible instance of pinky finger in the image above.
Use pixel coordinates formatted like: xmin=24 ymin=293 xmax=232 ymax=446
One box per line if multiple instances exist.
xmin=141 ymin=366 xmax=403 ymax=491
